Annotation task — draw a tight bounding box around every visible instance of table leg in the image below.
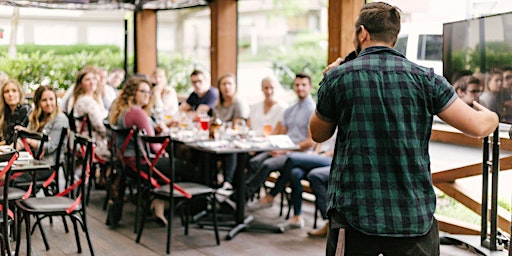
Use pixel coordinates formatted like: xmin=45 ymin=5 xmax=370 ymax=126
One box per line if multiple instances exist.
xmin=225 ymin=152 xmax=254 ymax=239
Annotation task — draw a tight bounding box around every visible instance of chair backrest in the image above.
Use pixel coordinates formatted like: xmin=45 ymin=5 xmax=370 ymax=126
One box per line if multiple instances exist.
xmin=46 ymin=127 xmax=69 ymax=193
xmin=103 ymin=120 xmax=115 ymax=164
xmin=12 ymin=129 xmax=48 ymax=160
xmin=75 ymin=114 xmax=92 ymax=139
xmin=0 ymin=150 xmax=19 ymax=255
xmin=67 ymin=109 xmax=92 ymax=139
xmin=65 ymin=134 xmax=94 ymax=209
xmin=138 ymin=134 xmax=172 ymax=188
xmin=138 ymin=135 xmax=190 ymax=198
xmin=110 ymin=124 xmax=139 ymax=162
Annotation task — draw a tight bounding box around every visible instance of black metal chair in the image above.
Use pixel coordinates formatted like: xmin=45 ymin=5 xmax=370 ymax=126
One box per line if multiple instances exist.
xmin=15 ymin=134 xmax=95 ymax=256
xmin=135 ymin=134 xmax=220 ymax=254
xmin=0 ymin=150 xmax=19 ymax=256
xmin=68 ymin=110 xmax=109 ymax=205
xmin=12 ymin=128 xmax=71 ymax=240
xmin=106 ymin=125 xmax=140 ymax=231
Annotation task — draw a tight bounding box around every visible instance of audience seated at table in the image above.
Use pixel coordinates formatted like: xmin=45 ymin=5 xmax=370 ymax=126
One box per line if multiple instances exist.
xmin=71 ymin=67 xmax=110 ymax=161
xmin=249 ymin=134 xmax=335 ymax=234
xmin=247 ymin=76 xmax=286 ymax=135
xmin=179 ymin=69 xmax=218 ymax=116
xmin=243 ymin=72 xmax=316 ymax=209
xmin=14 ymin=85 xmax=69 ymax=183
xmin=0 ymin=79 xmax=32 ymax=146
xmin=108 ymin=75 xmax=170 ymax=226
xmin=150 ymin=67 xmax=179 ymax=125
xmin=213 ymin=74 xmax=250 ymax=190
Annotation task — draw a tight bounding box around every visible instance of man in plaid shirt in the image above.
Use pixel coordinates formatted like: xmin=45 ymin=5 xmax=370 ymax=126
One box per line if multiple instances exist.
xmin=310 ymin=2 xmax=499 ymax=255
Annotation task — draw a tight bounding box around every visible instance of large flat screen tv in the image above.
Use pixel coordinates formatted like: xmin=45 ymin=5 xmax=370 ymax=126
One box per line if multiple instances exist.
xmin=443 ymin=12 xmax=512 ymax=83
xmin=443 ymin=12 xmax=512 ymax=124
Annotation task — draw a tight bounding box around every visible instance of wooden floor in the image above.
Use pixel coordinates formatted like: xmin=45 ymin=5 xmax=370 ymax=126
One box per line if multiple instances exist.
xmin=8 ymin=187 xmax=488 ymax=256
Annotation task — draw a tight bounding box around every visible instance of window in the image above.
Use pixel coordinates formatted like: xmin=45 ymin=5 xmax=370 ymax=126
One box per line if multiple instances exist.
xmin=394 ymin=35 xmax=408 ymax=56
xmin=417 ymin=34 xmax=442 ymax=61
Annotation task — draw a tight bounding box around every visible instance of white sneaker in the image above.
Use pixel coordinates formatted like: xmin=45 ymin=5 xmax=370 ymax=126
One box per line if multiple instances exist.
xmin=221 ymin=182 xmax=233 ymax=190
xmin=277 ymin=218 xmax=305 ymax=232
xmin=246 ymin=200 xmax=273 ymax=212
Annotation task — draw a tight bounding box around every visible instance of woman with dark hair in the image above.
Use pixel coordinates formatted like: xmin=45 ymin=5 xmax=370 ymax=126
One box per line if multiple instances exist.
xmin=213 ymin=74 xmax=250 ymax=190
xmin=0 ymin=79 xmax=32 ymax=146
xmin=109 ymin=75 xmax=169 ymax=226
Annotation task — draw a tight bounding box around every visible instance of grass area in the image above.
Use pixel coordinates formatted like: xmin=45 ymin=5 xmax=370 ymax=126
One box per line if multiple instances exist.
xmin=435 ymin=192 xmax=512 ymax=226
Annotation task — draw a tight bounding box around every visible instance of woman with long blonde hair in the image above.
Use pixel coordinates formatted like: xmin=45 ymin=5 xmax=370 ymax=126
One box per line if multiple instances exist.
xmin=15 ymin=85 xmax=68 ymax=182
xmin=0 ymin=79 xmax=31 ymax=145
xmin=71 ymin=67 xmax=110 ymax=160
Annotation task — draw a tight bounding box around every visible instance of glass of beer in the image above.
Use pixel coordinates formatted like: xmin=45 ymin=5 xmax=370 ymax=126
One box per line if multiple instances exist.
xmin=263 ymin=123 xmax=272 ymax=135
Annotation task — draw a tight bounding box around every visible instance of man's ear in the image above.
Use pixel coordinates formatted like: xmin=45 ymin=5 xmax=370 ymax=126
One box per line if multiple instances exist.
xmin=358 ymin=25 xmax=370 ymax=43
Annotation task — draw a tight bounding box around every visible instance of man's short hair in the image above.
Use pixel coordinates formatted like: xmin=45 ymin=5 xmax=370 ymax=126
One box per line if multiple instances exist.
xmin=453 ymin=75 xmax=481 ymax=92
xmin=355 ymin=2 xmax=401 ymax=45
xmin=190 ymin=69 xmax=206 ymax=77
xmin=295 ymin=72 xmax=312 ymax=85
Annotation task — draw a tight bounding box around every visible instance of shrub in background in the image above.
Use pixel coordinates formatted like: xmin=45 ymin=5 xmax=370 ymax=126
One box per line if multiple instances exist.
xmin=0 ymin=44 xmax=196 ymax=95
xmin=270 ymin=32 xmax=327 ymax=95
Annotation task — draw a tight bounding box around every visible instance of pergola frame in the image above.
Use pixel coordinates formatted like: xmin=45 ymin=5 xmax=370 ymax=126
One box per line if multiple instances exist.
xmin=0 ymin=0 xmax=363 ymax=84
xmin=2 ymin=0 xmax=501 ymax=239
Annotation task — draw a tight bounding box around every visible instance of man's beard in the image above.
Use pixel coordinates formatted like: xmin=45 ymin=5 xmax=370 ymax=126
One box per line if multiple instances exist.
xmin=355 ymin=38 xmax=362 ymax=55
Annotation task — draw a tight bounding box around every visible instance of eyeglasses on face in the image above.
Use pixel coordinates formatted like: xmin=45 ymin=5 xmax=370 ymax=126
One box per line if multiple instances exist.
xmin=467 ymin=89 xmax=482 ymax=94
xmin=137 ymin=89 xmax=152 ymax=96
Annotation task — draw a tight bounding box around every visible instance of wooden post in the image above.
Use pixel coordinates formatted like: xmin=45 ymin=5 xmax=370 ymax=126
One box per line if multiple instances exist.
xmin=210 ymin=0 xmax=237 ymax=86
xmin=328 ymin=0 xmax=364 ymax=64
xmin=135 ymin=9 xmax=157 ymax=76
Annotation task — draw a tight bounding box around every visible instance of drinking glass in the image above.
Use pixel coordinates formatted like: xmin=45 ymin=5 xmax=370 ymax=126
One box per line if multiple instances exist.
xmin=262 ymin=123 xmax=272 ymax=136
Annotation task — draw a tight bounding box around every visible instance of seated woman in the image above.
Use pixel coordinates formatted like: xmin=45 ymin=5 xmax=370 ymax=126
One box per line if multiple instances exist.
xmin=150 ymin=67 xmax=179 ymax=125
xmin=71 ymin=67 xmax=110 ymax=161
xmin=15 ymin=85 xmax=69 ymax=182
xmin=213 ymin=74 xmax=250 ymax=190
xmin=109 ymin=75 xmax=169 ymax=226
xmin=247 ymin=76 xmax=286 ymax=135
xmin=0 ymin=79 xmax=32 ymax=146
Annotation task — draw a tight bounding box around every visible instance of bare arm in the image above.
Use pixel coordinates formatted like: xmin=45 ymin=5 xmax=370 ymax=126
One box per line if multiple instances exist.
xmin=310 ymin=112 xmax=336 ymax=143
xmin=273 ymin=121 xmax=286 ymax=135
xmin=296 ymin=128 xmax=316 ymax=151
xmin=196 ymin=104 xmax=211 ymax=114
xmin=179 ymin=102 xmax=192 ymax=112
xmin=437 ymin=99 xmax=499 ymax=137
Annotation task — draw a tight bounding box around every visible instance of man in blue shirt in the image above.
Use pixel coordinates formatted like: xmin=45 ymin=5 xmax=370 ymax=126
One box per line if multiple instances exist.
xmin=179 ymin=69 xmax=218 ymax=115
xmin=310 ymin=2 xmax=499 ymax=255
xmin=244 ymin=72 xmax=316 ymax=220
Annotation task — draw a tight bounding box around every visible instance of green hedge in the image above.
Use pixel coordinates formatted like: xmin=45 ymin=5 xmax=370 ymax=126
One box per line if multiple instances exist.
xmin=0 ymin=45 xmax=196 ymax=94
xmin=0 ymin=49 xmax=125 ymax=92
xmin=269 ymin=32 xmax=327 ymax=96
xmin=0 ymin=44 xmax=121 ymax=55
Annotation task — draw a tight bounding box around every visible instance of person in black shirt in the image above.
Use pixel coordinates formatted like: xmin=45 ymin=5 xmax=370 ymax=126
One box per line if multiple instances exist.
xmin=0 ymin=79 xmax=32 ymax=145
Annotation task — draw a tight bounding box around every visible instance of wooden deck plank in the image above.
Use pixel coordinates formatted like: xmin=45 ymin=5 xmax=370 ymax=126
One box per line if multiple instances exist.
xmin=9 ymin=188 xmax=484 ymax=255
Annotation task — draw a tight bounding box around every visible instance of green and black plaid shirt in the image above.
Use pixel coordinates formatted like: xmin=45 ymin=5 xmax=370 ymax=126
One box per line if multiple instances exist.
xmin=316 ymin=46 xmax=457 ymax=237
